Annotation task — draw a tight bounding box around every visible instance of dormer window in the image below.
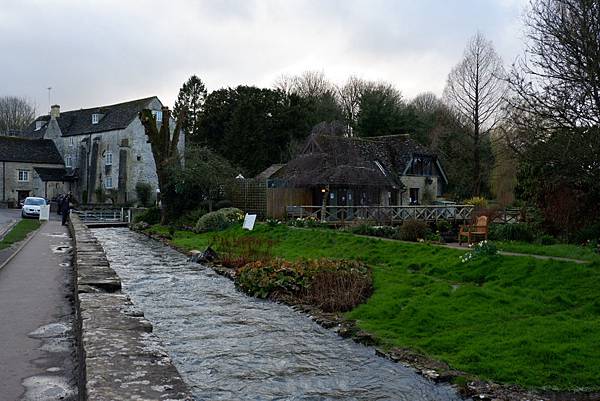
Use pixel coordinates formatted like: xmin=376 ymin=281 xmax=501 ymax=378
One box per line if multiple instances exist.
xmin=152 ymin=110 xmax=163 ymax=122
xmin=35 ymin=120 xmax=44 ymax=131
xmin=92 ymin=113 xmax=101 ymax=124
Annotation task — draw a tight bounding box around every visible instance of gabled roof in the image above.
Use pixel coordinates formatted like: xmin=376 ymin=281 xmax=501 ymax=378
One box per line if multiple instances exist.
xmin=274 ymin=134 xmax=441 ymax=188
xmin=34 ymin=167 xmax=74 ymax=182
xmin=255 ymin=164 xmax=285 ymax=180
xmin=0 ymin=137 xmax=64 ymax=164
xmin=21 ymin=96 xmax=158 ymax=138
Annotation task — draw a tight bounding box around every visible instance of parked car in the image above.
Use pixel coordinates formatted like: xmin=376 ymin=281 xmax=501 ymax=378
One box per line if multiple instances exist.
xmin=21 ymin=197 xmax=47 ymax=218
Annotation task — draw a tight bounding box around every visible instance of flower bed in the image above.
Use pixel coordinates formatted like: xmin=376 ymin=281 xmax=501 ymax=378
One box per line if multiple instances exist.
xmin=236 ymin=258 xmax=372 ymax=312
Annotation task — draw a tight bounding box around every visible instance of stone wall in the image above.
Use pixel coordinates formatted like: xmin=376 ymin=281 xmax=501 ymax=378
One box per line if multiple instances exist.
xmin=400 ymin=175 xmax=440 ymax=205
xmin=52 ymin=98 xmax=185 ymax=205
xmin=69 ymin=214 xmax=193 ymax=400
xmin=0 ymin=161 xmax=70 ymax=204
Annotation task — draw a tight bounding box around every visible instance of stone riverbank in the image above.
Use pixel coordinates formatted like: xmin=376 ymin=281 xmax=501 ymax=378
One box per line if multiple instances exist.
xmin=69 ymin=214 xmax=193 ymax=400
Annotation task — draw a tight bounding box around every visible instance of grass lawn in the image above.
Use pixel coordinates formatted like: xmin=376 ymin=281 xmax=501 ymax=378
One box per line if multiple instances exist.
xmin=0 ymin=219 xmax=42 ymax=250
xmin=146 ymin=223 xmax=600 ymax=391
xmin=496 ymin=241 xmax=600 ymax=262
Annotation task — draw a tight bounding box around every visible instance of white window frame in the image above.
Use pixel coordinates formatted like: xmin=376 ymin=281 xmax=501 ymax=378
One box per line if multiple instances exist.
xmin=65 ymin=155 xmax=72 ymax=168
xmin=18 ymin=170 xmax=29 ymax=182
xmin=105 ymin=176 xmax=113 ymax=189
xmin=69 ymin=137 xmax=74 ymax=147
xmin=105 ymin=152 xmax=113 ymax=166
xmin=92 ymin=114 xmax=100 ymax=124
xmin=152 ymin=110 xmax=163 ymax=122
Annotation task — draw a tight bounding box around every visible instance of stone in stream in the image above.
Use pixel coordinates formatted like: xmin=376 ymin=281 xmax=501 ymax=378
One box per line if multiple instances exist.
xmin=189 ymin=246 xmax=218 ymax=264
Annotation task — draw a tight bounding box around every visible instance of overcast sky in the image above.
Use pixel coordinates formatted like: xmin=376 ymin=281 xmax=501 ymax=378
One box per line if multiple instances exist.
xmin=1 ymin=0 xmax=527 ymax=114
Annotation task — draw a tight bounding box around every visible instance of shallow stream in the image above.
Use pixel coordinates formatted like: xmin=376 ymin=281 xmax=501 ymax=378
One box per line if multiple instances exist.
xmin=93 ymin=228 xmax=462 ymax=401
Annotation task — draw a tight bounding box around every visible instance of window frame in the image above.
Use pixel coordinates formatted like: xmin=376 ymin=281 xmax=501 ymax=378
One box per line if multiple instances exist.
xmin=105 ymin=152 xmax=113 ymax=166
xmin=152 ymin=110 xmax=163 ymax=122
xmin=92 ymin=114 xmax=100 ymax=124
xmin=18 ymin=170 xmax=29 ymax=182
xmin=105 ymin=176 xmax=113 ymax=189
xmin=65 ymin=155 xmax=72 ymax=168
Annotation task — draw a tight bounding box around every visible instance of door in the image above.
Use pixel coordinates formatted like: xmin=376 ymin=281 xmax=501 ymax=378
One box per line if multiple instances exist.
xmin=17 ymin=190 xmax=30 ymax=207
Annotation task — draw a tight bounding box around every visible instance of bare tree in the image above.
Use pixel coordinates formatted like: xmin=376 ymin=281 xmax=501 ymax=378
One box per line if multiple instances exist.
xmin=507 ymin=0 xmax=600 ymax=129
xmin=443 ymin=32 xmax=507 ymax=196
xmin=410 ymin=92 xmax=443 ymax=114
xmin=275 ymin=70 xmax=335 ymax=98
xmin=336 ymin=76 xmax=368 ymax=136
xmin=273 ymin=74 xmax=296 ymax=96
xmin=0 ymin=96 xmax=36 ymax=135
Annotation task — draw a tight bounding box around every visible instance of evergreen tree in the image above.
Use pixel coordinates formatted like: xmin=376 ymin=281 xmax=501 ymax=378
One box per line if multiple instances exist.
xmin=174 ymin=75 xmax=207 ymax=144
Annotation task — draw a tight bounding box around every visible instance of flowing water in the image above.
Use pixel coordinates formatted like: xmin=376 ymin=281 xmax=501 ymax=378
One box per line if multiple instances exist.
xmin=93 ymin=228 xmax=462 ymax=401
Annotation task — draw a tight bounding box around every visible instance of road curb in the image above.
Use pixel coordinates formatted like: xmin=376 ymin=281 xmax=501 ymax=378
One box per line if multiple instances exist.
xmin=0 ymin=219 xmax=18 ymax=241
xmin=0 ymin=221 xmax=46 ymax=272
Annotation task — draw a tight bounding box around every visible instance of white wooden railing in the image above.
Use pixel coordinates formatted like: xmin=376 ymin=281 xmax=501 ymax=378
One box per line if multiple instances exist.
xmin=72 ymin=208 xmax=131 ymax=224
xmin=286 ymin=205 xmax=474 ymax=224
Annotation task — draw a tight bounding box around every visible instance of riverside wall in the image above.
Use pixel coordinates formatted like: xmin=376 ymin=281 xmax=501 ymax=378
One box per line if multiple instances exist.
xmin=69 ymin=214 xmax=193 ymax=401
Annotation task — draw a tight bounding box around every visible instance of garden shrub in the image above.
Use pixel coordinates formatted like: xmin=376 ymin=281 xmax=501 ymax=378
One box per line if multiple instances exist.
xmin=536 ymin=234 xmax=557 ymax=246
xmin=173 ymin=207 xmax=206 ymax=229
xmin=464 ymin=196 xmax=488 ymax=208
xmin=398 ymin=220 xmax=430 ymax=241
xmin=287 ymin=216 xmax=326 ymax=228
xmin=133 ymin=207 xmax=161 ymax=225
xmin=350 ymin=224 xmax=400 ymax=239
xmin=436 ymin=219 xmax=452 ymax=232
xmin=236 ymin=258 xmax=372 ymax=312
xmin=194 ymin=207 xmax=244 ymax=232
xmin=135 ymin=182 xmax=153 ymax=207
xmin=488 ymin=223 xmax=537 ymax=242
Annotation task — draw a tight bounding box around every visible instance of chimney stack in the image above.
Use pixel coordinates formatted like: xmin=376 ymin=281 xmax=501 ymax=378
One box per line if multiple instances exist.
xmin=50 ymin=104 xmax=60 ymax=119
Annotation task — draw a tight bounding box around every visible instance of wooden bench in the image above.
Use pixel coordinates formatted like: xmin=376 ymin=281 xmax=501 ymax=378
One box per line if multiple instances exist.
xmin=459 ymin=215 xmax=488 ymax=245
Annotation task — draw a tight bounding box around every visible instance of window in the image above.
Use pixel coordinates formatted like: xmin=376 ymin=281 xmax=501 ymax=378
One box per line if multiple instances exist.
xmin=69 ymin=137 xmax=74 ymax=147
xmin=105 ymin=176 xmax=113 ymax=189
xmin=35 ymin=121 xmax=44 ymax=131
xmin=65 ymin=155 xmax=72 ymax=168
xmin=18 ymin=170 xmax=29 ymax=182
xmin=105 ymin=152 xmax=113 ymax=166
xmin=409 ymin=156 xmax=433 ymax=176
xmin=409 ymin=188 xmax=419 ymax=205
xmin=92 ymin=114 xmax=100 ymax=124
xmin=152 ymin=110 xmax=163 ymax=122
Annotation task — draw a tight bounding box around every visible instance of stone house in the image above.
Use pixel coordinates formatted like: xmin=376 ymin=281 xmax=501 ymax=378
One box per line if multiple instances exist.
xmin=271 ymin=133 xmax=448 ymax=207
xmin=0 ymin=136 xmax=73 ymax=207
xmin=20 ymin=96 xmax=183 ymax=204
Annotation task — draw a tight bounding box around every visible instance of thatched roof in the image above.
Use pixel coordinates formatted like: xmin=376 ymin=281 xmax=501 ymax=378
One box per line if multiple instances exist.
xmin=274 ymin=134 xmax=436 ymax=188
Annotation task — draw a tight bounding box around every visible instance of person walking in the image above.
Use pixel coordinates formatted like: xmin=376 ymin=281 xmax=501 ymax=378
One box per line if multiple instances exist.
xmin=60 ymin=193 xmax=71 ymax=226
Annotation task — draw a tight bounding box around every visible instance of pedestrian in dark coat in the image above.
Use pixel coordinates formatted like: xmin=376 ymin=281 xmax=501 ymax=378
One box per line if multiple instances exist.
xmin=60 ymin=193 xmax=71 ymax=226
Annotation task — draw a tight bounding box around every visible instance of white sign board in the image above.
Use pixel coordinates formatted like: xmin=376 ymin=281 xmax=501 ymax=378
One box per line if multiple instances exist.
xmin=242 ymin=213 xmax=257 ymax=231
xmin=39 ymin=205 xmax=50 ymax=221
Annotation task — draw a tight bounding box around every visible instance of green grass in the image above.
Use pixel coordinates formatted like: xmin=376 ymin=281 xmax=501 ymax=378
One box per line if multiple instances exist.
xmin=147 ymin=223 xmax=600 ymax=391
xmin=496 ymin=241 xmax=600 ymax=262
xmin=0 ymin=219 xmax=42 ymax=250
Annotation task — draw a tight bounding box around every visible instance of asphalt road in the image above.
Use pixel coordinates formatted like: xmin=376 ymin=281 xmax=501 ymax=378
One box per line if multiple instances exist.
xmin=0 ymin=220 xmax=77 ymax=400
xmin=0 ymin=208 xmax=21 ymax=231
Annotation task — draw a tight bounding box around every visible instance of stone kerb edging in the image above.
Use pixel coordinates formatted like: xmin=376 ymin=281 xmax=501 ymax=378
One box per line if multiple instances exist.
xmin=69 ymin=214 xmax=193 ymax=401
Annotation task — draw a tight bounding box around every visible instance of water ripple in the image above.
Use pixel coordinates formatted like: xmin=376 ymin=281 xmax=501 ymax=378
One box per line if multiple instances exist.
xmin=93 ymin=228 xmax=461 ymax=401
